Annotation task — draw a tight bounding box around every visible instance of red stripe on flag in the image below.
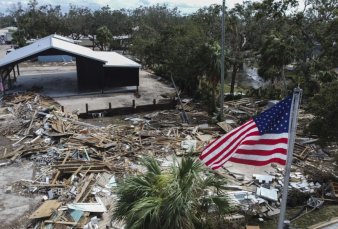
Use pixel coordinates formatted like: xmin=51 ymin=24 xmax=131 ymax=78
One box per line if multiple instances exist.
xmin=199 ymin=120 xmax=254 ymax=160
xmin=205 ymin=130 xmax=259 ymax=166
xmin=200 ymin=95 xmax=293 ymax=169
xmin=226 ymin=157 xmax=287 ymax=167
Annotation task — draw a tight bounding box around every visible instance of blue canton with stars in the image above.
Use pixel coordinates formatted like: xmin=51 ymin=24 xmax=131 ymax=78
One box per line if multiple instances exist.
xmin=253 ymin=95 xmax=293 ymax=135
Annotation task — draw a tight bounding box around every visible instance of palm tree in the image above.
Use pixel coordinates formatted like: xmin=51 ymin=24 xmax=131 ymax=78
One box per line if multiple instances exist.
xmin=197 ymin=41 xmax=223 ymax=114
xmin=113 ymin=157 xmax=230 ymax=229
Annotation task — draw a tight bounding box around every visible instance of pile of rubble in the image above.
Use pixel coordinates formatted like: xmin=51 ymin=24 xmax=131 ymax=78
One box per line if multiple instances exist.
xmin=0 ymin=92 xmax=221 ymax=228
xmin=0 ymin=93 xmax=337 ymax=228
xmin=217 ymin=98 xmax=338 ymax=226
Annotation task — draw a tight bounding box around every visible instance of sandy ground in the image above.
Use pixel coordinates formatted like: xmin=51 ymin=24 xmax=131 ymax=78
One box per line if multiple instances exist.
xmin=0 ymin=161 xmax=41 ymax=226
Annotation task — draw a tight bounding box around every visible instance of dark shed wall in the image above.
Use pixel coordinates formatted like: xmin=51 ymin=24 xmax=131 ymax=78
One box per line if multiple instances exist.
xmin=1 ymin=47 xmax=140 ymax=91
xmin=76 ymin=57 xmax=104 ymax=91
xmin=103 ymin=67 xmax=139 ymax=89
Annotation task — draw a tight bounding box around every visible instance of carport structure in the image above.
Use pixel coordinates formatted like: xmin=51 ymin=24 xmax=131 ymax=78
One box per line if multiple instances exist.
xmin=0 ymin=35 xmax=141 ymax=93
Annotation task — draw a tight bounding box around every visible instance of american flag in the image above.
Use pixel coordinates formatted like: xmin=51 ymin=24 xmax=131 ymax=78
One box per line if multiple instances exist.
xmin=200 ymin=96 xmax=293 ymax=169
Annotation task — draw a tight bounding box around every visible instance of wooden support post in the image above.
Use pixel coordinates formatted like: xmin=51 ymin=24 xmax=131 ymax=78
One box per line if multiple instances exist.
xmin=132 ymin=100 xmax=135 ymax=108
xmin=61 ymin=106 xmax=64 ymax=112
xmin=153 ymin=99 xmax=156 ymax=105
xmin=13 ymin=66 xmax=17 ymax=82
xmin=85 ymin=104 xmax=89 ymax=114
xmin=16 ymin=64 xmax=20 ymax=76
xmin=109 ymin=102 xmax=112 ymax=109
xmin=0 ymin=75 xmax=4 ymax=95
xmin=8 ymin=70 xmax=11 ymax=88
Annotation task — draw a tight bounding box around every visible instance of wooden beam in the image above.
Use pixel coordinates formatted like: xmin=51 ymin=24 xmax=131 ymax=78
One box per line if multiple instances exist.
xmin=44 ymin=220 xmax=77 ymax=226
xmin=74 ymin=173 xmax=94 ymax=203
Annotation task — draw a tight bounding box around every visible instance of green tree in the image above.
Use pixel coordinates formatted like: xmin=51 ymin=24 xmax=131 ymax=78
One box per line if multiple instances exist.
xmin=258 ymin=32 xmax=294 ymax=94
xmin=306 ymin=81 xmax=338 ymax=144
xmin=12 ymin=29 xmax=26 ymax=47
xmin=64 ymin=5 xmax=93 ymax=40
xmin=130 ymin=4 xmax=180 ymax=67
xmin=192 ymin=4 xmax=222 ymax=42
xmin=96 ymin=26 xmax=112 ymax=51
xmin=227 ymin=4 xmax=249 ymax=95
xmin=113 ymin=156 xmax=230 ymax=229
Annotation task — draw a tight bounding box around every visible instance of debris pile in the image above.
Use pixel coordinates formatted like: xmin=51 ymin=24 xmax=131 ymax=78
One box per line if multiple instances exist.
xmin=214 ymin=98 xmax=338 ymax=224
xmin=0 ymin=93 xmax=337 ymax=228
xmin=0 ymin=92 xmax=219 ymax=228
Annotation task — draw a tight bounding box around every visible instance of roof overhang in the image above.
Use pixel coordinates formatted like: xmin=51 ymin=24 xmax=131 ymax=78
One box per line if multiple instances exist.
xmin=0 ymin=34 xmax=141 ymax=69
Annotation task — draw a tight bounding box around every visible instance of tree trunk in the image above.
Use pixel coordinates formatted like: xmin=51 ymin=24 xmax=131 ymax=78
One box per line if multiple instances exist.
xmin=230 ymin=63 xmax=238 ymax=95
xmin=211 ymin=83 xmax=216 ymax=113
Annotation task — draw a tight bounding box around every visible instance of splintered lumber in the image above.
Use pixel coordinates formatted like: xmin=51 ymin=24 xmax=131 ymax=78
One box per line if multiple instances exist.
xmin=66 ymin=165 xmax=83 ymax=185
xmin=29 ymin=200 xmax=62 ymax=219
xmin=331 ymin=182 xmax=338 ymax=198
xmin=217 ymin=121 xmax=234 ymax=133
xmin=52 ymin=161 xmax=112 ymax=174
xmin=25 ymin=110 xmax=37 ymax=135
xmin=0 ymin=145 xmax=25 ymax=161
xmin=74 ymin=173 xmax=94 ymax=203
xmin=43 ymin=221 xmax=77 ymax=226
xmin=52 ymin=152 xmax=71 ymax=184
xmin=294 ymin=143 xmax=311 ymax=160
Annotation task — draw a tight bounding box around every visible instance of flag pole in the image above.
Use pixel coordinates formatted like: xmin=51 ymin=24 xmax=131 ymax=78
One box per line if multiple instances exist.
xmin=220 ymin=0 xmax=225 ymax=121
xmin=277 ymin=88 xmax=302 ymax=229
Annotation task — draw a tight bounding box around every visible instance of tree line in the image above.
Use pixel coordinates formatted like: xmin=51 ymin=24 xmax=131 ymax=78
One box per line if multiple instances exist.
xmin=0 ymin=0 xmax=337 ymax=143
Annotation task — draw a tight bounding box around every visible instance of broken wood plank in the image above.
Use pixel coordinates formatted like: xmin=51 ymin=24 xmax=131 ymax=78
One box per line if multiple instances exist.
xmin=24 ymin=110 xmax=37 ymax=136
xmin=74 ymin=173 xmax=94 ymax=203
xmin=44 ymin=220 xmax=77 ymax=226
xmin=29 ymin=200 xmax=62 ymax=219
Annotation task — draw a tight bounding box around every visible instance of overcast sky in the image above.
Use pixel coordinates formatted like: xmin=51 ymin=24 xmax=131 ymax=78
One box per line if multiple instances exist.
xmin=0 ymin=0 xmax=248 ymax=15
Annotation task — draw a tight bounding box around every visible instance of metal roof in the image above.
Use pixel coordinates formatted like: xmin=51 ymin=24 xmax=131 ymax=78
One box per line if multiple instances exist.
xmin=0 ymin=34 xmax=141 ymax=68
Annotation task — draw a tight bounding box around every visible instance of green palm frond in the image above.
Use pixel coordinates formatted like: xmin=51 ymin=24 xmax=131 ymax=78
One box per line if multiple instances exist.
xmin=127 ymin=197 xmax=162 ymax=229
xmin=141 ymin=156 xmax=162 ymax=175
xmin=113 ymin=156 xmax=230 ymax=229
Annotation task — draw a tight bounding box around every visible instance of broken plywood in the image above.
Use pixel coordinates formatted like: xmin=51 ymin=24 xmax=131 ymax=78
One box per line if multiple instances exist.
xmin=29 ymin=200 xmax=62 ymax=219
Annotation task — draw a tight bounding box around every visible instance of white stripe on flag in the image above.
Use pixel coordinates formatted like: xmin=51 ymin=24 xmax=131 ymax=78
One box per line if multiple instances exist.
xmin=201 ymin=123 xmax=258 ymax=164
xmin=207 ymin=128 xmax=259 ymax=166
xmin=238 ymin=143 xmax=288 ymax=151
xmin=202 ymin=120 xmax=254 ymax=155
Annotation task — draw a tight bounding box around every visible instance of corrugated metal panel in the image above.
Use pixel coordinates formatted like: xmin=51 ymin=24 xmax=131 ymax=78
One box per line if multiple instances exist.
xmin=0 ymin=35 xmax=51 ymax=66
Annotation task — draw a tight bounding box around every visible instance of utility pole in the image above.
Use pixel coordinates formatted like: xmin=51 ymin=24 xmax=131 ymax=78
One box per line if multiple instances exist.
xmin=220 ymin=0 xmax=225 ymax=121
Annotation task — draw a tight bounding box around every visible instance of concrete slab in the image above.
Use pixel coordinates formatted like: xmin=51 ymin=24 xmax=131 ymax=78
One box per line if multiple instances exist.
xmin=7 ymin=64 xmax=175 ymax=113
